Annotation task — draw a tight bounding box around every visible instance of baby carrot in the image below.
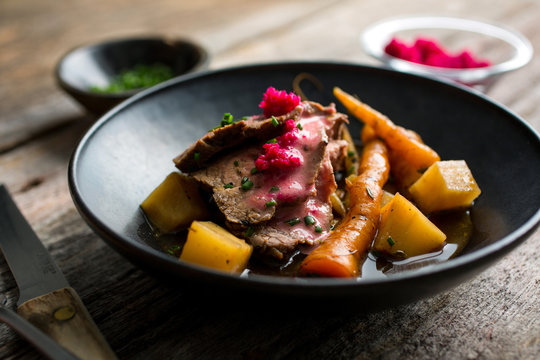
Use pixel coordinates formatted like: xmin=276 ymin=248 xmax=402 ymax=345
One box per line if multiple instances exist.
xmin=299 ymin=139 xmax=390 ymax=277
xmin=333 ymin=87 xmax=440 ymax=171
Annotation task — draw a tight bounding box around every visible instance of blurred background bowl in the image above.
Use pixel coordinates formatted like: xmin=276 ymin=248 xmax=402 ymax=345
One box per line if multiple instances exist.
xmin=55 ymin=36 xmax=208 ymax=115
xmin=362 ymin=16 xmax=533 ymax=91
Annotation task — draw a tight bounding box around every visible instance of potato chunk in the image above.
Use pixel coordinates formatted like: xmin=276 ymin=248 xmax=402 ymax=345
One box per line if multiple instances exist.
xmin=373 ymin=193 xmax=446 ymax=258
xmin=141 ymin=172 xmax=209 ymax=233
xmin=408 ymin=160 xmax=481 ymax=213
xmin=180 ymin=221 xmax=253 ymax=273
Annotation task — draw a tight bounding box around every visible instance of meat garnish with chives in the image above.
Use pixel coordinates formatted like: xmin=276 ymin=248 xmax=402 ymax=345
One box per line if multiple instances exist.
xmin=176 ymin=88 xmax=348 ymax=260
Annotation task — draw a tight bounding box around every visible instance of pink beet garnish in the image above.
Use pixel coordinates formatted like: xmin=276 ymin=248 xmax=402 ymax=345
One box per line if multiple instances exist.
xmin=259 ymin=87 xmax=301 ymax=118
xmin=384 ymin=36 xmax=491 ymax=69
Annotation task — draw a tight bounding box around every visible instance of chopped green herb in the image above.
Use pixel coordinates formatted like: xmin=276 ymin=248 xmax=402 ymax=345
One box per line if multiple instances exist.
xmin=267 ymin=138 xmax=277 ymax=144
xmin=265 ymin=200 xmax=276 ymax=207
xmin=170 ymin=245 xmax=181 ymax=250
xmin=304 ymin=215 xmax=316 ymax=226
xmin=251 ymin=167 xmax=258 ymax=174
xmin=241 ymin=179 xmax=254 ymax=191
xmin=315 ymin=225 xmax=323 ymax=233
xmin=330 ymin=224 xmax=336 ymax=231
xmin=297 ymin=123 xmax=303 ymax=130
xmin=167 ymin=249 xmax=175 ymax=255
xmin=241 ymin=176 xmax=249 ymax=184
xmin=242 ymin=116 xmax=248 ymax=120
xmin=285 ymin=217 xmax=301 ymax=226
xmin=220 ymin=112 xmax=234 ymax=127
xmin=348 ymin=166 xmax=356 ymax=175
xmin=224 ymin=182 xmax=234 ymax=189
xmin=387 ymin=236 xmax=395 ymax=247
xmin=244 ymin=227 xmax=254 ymax=237
xmin=347 ymin=151 xmax=355 ymax=158
xmin=234 ymin=160 xmax=239 ymax=167
xmin=194 ymin=152 xmax=200 ymax=162
xmin=366 ymin=186 xmax=374 ymax=199
xmin=270 ymin=186 xmax=280 ymax=193
xmin=271 ymin=116 xmax=279 ymax=127
xmin=89 ymin=63 xmax=174 ymax=93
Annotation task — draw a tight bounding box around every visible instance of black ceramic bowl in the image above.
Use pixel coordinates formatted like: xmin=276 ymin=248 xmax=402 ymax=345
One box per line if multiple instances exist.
xmin=55 ymin=37 xmax=208 ymax=115
xmin=68 ymin=62 xmax=540 ymax=307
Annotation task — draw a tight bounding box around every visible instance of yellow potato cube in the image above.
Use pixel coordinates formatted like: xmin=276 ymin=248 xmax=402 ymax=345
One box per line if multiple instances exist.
xmin=141 ymin=172 xmax=209 ymax=234
xmin=373 ymin=193 xmax=446 ymax=258
xmin=180 ymin=221 xmax=253 ymax=273
xmin=408 ymin=160 xmax=481 ymax=213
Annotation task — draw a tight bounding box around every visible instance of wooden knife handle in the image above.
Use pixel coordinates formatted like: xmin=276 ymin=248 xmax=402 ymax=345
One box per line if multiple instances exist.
xmin=17 ymin=287 xmax=117 ymax=360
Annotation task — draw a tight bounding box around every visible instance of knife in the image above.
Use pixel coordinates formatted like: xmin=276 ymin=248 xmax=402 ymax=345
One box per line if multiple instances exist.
xmin=0 ymin=184 xmax=117 ymax=360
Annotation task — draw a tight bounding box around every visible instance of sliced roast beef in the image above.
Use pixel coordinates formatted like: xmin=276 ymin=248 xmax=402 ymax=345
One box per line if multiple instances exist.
xmin=245 ymin=147 xmax=337 ymax=260
xmin=176 ymin=100 xmax=348 ymax=260
xmin=174 ymin=108 xmax=302 ymax=172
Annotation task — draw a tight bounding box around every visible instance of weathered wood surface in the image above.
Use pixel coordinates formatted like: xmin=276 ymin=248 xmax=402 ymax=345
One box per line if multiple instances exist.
xmin=0 ymin=0 xmax=539 ymax=359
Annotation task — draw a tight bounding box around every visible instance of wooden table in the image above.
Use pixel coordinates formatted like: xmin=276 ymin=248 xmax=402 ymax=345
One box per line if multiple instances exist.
xmin=1 ymin=0 xmax=539 ymax=358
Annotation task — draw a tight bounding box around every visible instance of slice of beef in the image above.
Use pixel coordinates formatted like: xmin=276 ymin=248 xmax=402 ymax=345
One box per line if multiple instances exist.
xmin=173 ymin=101 xmax=347 ymax=172
xmin=178 ymin=101 xmax=348 ymax=259
xmin=245 ymin=145 xmax=337 ymax=260
xmin=192 ymin=135 xmax=328 ymax=225
xmin=174 ymin=108 xmax=302 ymax=172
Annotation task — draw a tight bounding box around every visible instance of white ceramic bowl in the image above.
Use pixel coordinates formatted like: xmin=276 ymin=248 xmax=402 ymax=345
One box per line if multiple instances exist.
xmin=362 ymin=16 xmax=533 ymax=90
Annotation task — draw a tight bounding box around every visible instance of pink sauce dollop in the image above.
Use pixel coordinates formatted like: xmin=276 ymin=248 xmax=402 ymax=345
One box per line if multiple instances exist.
xmin=259 ymin=87 xmax=301 ymax=117
xmin=384 ymin=37 xmax=491 ymax=69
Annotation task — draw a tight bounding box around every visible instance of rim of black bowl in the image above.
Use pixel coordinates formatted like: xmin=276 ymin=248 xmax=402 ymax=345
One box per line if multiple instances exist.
xmin=68 ymin=61 xmax=540 ymax=291
xmin=54 ymin=36 xmax=209 ymax=100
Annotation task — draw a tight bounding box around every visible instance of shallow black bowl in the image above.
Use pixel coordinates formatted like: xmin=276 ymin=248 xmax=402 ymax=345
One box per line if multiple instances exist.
xmin=55 ymin=37 xmax=208 ymax=115
xmin=68 ymin=62 xmax=540 ymax=307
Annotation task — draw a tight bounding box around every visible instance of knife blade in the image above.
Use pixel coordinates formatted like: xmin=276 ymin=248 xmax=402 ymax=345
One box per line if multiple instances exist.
xmin=0 ymin=184 xmax=117 ymax=360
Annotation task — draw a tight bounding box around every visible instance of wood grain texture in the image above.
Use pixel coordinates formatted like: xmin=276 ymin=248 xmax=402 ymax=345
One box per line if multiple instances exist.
xmin=1 ymin=0 xmax=539 ymax=359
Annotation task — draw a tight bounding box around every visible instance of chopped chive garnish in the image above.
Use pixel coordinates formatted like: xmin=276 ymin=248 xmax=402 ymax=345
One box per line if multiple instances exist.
xmin=224 ymin=182 xmax=234 ymax=189
xmin=297 ymin=123 xmax=303 ymax=130
xmin=348 ymin=166 xmax=356 ymax=175
xmin=347 ymin=151 xmax=355 ymax=158
xmin=234 ymin=160 xmax=239 ymax=167
xmin=244 ymin=227 xmax=254 ymax=237
xmin=366 ymin=186 xmax=374 ymax=199
xmin=330 ymin=224 xmax=335 ymax=231
xmin=194 ymin=152 xmax=200 ymax=162
xmin=167 ymin=249 xmax=175 ymax=255
xmin=271 ymin=116 xmax=279 ymax=127
xmin=270 ymin=186 xmax=280 ymax=193
xmin=220 ymin=112 xmax=234 ymax=127
xmin=170 ymin=245 xmax=181 ymax=250
xmin=387 ymin=236 xmax=395 ymax=247
xmin=266 ymin=138 xmax=277 ymax=144
xmin=304 ymin=215 xmax=316 ymax=226
xmin=315 ymin=225 xmax=323 ymax=233
xmin=251 ymin=167 xmax=258 ymax=174
xmin=265 ymin=200 xmax=276 ymax=207
xmin=241 ymin=180 xmax=254 ymax=191
xmin=241 ymin=176 xmax=249 ymax=184
xmin=285 ymin=217 xmax=301 ymax=226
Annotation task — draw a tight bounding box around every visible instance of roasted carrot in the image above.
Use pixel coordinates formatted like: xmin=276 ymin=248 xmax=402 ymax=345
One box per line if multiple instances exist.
xmin=361 ymin=124 xmax=423 ymax=192
xmin=299 ymin=139 xmax=390 ymax=277
xmin=334 ymin=87 xmax=440 ymax=171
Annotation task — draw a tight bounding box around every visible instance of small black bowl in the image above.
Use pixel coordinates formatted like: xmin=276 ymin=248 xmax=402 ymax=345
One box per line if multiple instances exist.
xmin=55 ymin=37 xmax=208 ymax=115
